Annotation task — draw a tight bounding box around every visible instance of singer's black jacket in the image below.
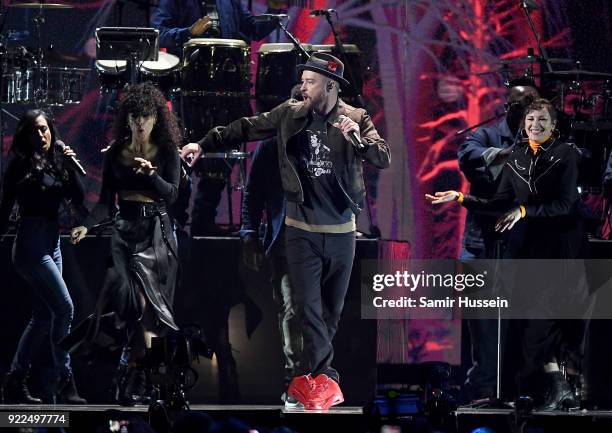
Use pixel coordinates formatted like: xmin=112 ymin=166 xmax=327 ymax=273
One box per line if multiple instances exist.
xmin=0 ymin=148 xmax=85 ymax=233
xmin=199 ymin=99 xmax=390 ymax=215
xmin=461 ymin=138 xmax=585 ymax=258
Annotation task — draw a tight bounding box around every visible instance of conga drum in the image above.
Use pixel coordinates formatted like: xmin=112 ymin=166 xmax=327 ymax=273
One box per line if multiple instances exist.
xmin=256 ymin=43 xmax=312 ymax=112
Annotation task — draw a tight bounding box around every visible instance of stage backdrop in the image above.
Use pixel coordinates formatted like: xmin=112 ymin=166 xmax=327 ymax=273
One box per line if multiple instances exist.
xmin=1 ymin=0 xmax=611 ymax=375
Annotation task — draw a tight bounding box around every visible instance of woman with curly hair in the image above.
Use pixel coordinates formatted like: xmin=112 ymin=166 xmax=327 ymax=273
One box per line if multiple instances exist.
xmin=71 ymin=83 xmax=182 ymax=405
xmin=0 ymin=109 xmax=87 ymax=404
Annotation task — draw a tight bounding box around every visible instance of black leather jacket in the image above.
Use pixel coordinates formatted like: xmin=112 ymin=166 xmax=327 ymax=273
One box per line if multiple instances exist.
xmin=199 ymin=99 xmax=391 ymax=215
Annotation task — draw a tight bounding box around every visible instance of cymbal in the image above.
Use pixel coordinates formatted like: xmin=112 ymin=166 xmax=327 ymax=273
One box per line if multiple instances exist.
xmin=498 ymin=56 xmax=574 ymax=65
xmin=9 ymin=2 xmax=73 ymax=9
xmin=544 ymin=69 xmax=612 ymax=81
xmin=45 ymin=49 xmax=90 ymax=66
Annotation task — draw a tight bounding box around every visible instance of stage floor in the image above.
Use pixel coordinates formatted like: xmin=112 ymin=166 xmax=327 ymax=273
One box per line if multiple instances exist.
xmin=0 ymin=403 xmax=364 ymax=414
xmin=0 ymin=403 xmax=365 ymax=432
xmin=3 ymin=404 xmax=612 ymax=432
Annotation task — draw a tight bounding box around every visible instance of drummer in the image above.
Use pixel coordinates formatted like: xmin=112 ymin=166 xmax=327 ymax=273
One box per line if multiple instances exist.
xmin=152 ymin=0 xmax=288 ymax=57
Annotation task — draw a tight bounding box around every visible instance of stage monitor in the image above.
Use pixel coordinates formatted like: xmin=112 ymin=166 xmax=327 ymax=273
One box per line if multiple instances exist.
xmin=95 ymin=27 xmax=159 ymax=62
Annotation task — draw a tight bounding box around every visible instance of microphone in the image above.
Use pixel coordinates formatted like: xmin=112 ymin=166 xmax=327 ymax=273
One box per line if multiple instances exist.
xmin=252 ymin=13 xmax=288 ymax=22
xmin=309 ymin=9 xmax=336 ymax=17
xmin=55 ymin=140 xmax=87 ymax=176
xmin=334 ymin=115 xmax=364 ymax=150
xmin=520 ymin=0 xmax=539 ymax=11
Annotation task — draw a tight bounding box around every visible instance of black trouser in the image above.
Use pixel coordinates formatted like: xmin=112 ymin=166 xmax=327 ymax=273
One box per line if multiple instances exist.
xmin=191 ymin=163 xmax=231 ymax=234
xmin=269 ymin=237 xmax=303 ymax=386
xmin=461 ymin=240 xmax=507 ymax=395
xmin=284 ymin=225 xmax=356 ymax=383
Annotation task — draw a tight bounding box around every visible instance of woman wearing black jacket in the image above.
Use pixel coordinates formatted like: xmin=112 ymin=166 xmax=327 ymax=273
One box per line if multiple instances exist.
xmin=427 ymin=99 xmax=586 ymax=410
xmin=0 ymin=110 xmax=86 ymax=404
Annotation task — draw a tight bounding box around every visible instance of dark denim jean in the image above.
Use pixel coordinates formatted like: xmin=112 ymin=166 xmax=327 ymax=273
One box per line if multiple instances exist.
xmin=10 ymin=217 xmax=73 ymax=376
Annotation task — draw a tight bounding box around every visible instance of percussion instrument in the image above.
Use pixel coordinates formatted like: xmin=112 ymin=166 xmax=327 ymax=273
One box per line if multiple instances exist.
xmin=140 ymin=51 xmax=181 ymax=96
xmin=95 ymin=51 xmax=180 ymax=96
xmin=544 ymin=70 xmax=612 ymax=81
xmin=9 ymin=1 xmax=73 ymax=8
xmin=256 ymin=43 xmax=312 ymax=111
xmin=4 ymin=66 xmax=88 ymax=105
xmin=1 ymin=47 xmax=31 ymax=104
xmin=95 ymin=59 xmax=128 ymax=92
xmin=181 ymin=38 xmax=250 ymax=98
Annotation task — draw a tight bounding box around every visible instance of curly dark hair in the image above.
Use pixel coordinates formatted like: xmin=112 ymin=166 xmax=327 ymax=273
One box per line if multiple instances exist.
xmin=11 ymin=109 xmax=69 ymax=181
xmin=113 ymin=82 xmax=182 ymax=151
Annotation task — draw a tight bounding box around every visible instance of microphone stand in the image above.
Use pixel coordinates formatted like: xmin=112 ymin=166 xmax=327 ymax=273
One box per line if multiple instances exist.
xmin=519 ymin=0 xmax=553 ymax=92
xmin=320 ymin=11 xmax=380 ymax=236
xmin=456 ymin=112 xmax=505 ymax=136
xmin=321 ymin=11 xmax=365 ymax=109
xmin=274 ymin=18 xmax=310 ymax=59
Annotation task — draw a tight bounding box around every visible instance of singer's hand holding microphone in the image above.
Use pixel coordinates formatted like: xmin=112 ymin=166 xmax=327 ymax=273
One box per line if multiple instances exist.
xmin=333 ymin=115 xmax=364 ymax=150
xmin=56 ymin=140 xmax=87 ymax=176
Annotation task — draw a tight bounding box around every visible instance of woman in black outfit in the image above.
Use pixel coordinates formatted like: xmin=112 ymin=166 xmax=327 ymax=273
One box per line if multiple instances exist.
xmin=0 ymin=110 xmax=86 ymax=404
xmin=427 ymin=98 xmax=586 ymax=410
xmin=71 ymin=83 xmax=182 ymax=405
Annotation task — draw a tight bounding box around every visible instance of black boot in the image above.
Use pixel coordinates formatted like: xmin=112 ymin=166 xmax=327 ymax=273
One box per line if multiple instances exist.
xmin=539 ymin=371 xmax=579 ymax=410
xmin=1 ymin=370 xmax=42 ymax=404
xmin=110 ymin=363 xmax=128 ymax=404
xmin=57 ymin=373 xmax=87 ymax=404
xmin=119 ymin=366 xmax=148 ymax=406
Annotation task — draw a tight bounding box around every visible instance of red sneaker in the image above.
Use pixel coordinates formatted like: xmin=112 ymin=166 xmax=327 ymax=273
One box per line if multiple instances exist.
xmin=304 ymin=374 xmax=344 ymax=410
xmin=287 ymin=374 xmax=315 ymax=406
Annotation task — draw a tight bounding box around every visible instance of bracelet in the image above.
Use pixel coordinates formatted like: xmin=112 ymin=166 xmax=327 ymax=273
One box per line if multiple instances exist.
xmin=519 ymin=205 xmax=526 ymax=218
xmin=457 ymin=192 xmax=464 ymax=204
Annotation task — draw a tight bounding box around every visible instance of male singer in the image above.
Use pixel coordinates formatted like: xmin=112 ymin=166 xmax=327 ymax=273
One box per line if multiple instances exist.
xmin=181 ymin=53 xmax=390 ymax=409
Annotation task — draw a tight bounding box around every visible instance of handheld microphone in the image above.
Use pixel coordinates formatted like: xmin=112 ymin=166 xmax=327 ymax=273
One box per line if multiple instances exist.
xmin=252 ymin=13 xmax=288 ymax=22
xmin=520 ymin=0 xmax=539 ymax=11
xmin=309 ymin=9 xmax=335 ymax=17
xmin=335 ymin=115 xmax=364 ymax=150
xmin=55 ymin=140 xmax=87 ymax=176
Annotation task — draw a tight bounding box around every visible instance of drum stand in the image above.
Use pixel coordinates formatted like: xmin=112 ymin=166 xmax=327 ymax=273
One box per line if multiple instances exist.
xmin=0 ymin=37 xmax=21 ymax=176
xmin=32 ymin=5 xmax=49 ymax=107
xmin=199 ymin=150 xmax=250 ymax=230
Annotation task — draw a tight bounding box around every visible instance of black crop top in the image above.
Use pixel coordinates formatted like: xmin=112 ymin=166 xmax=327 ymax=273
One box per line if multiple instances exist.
xmin=0 ymin=152 xmax=85 ymax=233
xmin=83 ymin=143 xmax=180 ymax=229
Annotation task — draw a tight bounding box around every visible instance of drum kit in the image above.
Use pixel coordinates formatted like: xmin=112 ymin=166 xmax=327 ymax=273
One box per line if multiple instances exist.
xmin=493 ymin=53 xmax=612 ymax=192
xmin=1 ymin=1 xmax=365 ymax=128
xmin=0 ymin=2 xmax=89 ymax=108
xmin=0 ymin=1 xmax=370 ymax=229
